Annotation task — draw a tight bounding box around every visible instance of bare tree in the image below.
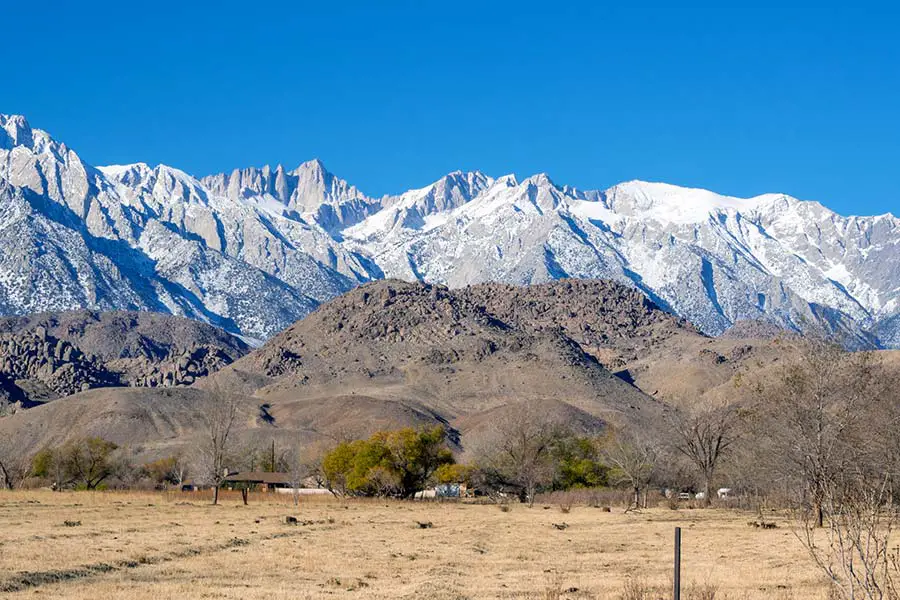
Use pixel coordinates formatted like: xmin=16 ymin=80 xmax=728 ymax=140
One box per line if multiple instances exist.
xmin=753 ymin=340 xmax=900 ymax=599
xmin=797 ymin=468 xmax=899 ymax=600
xmin=472 ymin=402 xmax=566 ymax=506
xmin=0 ymin=439 xmax=29 ymax=490
xmin=284 ymin=443 xmax=304 ymax=506
xmin=171 ymin=454 xmax=189 ymax=488
xmin=195 ymin=386 xmax=239 ymax=505
xmin=602 ymin=427 xmax=658 ymax=511
xmin=671 ymin=401 xmax=740 ymax=507
xmin=284 ymin=439 xmax=331 ymax=505
xmin=759 ymin=342 xmax=880 ymax=527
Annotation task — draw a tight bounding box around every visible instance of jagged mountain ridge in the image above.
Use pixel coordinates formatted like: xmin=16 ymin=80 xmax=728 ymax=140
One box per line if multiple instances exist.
xmin=1 ymin=113 xmax=897 ymax=346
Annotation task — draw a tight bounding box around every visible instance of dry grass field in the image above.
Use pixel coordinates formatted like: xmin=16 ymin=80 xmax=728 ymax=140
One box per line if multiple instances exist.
xmin=0 ymin=491 xmax=829 ymax=599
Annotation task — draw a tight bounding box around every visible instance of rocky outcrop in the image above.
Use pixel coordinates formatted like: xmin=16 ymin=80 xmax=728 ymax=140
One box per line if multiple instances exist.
xmin=0 ymin=310 xmax=249 ymax=411
xmin=459 ymin=279 xmax=696 ymax=348
xmin=127 ymin=345 xmax=236 ymax=387
xmin=213 ymin=279 xmax=670 ymax=435
xmin=0 ymin=327 xmax=113 ymax=407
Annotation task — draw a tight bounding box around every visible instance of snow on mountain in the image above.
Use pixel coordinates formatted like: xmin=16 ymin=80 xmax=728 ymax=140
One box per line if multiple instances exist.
xmin=200 ymin=159 xmax=380 ymax=235
xmin=0 ymin=113 xmax=897 ymax=347
xmin=0 ymin=115 xmax=360 ymax=338
xmin=344 ymin=175 xmax=898 ymax=347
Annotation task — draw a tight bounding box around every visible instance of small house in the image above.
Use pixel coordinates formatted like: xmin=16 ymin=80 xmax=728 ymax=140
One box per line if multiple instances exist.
xmin=222 ymin=472 xmax=293 ymax=492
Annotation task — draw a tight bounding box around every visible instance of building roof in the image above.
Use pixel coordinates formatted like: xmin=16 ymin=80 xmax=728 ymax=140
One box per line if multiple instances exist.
xmin=223 ymin=472 xmax=293 ymax=485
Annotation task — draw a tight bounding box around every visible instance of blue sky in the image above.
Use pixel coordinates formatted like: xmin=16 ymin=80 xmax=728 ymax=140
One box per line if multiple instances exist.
xmin=5 ymin=1 xmax=898 ymax=216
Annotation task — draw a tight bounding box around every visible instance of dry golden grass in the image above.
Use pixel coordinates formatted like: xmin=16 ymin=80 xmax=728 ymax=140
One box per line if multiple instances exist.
xmin=0 ymin=490 xmax=829 ymax=599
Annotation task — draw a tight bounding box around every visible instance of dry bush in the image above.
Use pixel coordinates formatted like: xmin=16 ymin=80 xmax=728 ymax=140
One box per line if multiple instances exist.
xmin=772 ymin=589 xmax=797 ymax=600
xmin=620 ymin=579 xmax=725 ymax=600
xmin=687 ymin=581 xmax=721 ymax=600
xmin=542 ymin=573 xmax=565 ymax=600
xmin=542 ymin=491 xmax=573 ymax=513
xmin=619 ymin=577 xmax=660 ymax=600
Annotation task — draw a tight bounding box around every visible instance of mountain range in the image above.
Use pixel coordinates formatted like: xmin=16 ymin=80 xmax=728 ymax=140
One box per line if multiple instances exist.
xmin=1 ymin=114 xmax=897 ymax=347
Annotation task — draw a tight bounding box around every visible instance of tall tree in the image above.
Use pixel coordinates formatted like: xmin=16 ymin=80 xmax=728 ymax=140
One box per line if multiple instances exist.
xmin=32 ymin=438 xmax=122 ymax=491
xmin=32 ymin=447 xmax=65 ymax=490
xmin=758 ymin=341 xmax=880 ymax=527
xmin=473 ymin=402 xmax=567 ymax=506
xmin=195 ymin=386 xmax=239 ymax=505
xmin=321 ymin=427 xmax=453 ymax=498
xmin=61 ymin=437 xmax=120 ymax=490
xmin=602 ymin=428 xmax=658 ymax=510
xmin=379 ymin=426 xmax=454 ymax=498
xmin=671 ymin=402 xmax=739 ymax=507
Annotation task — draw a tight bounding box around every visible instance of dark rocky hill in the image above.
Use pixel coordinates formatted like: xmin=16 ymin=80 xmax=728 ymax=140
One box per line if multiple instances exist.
xmin=0 ymin=311 xmax=249 ymax=411
xmin=209 ymin=279 xmax=670 ymax=443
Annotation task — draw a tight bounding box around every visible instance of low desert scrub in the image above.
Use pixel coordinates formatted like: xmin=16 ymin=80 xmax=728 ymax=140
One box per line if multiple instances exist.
xmin=686 ymin=581 xmax=721 ymax=600
xmin=619 ymin=577 xmax=661 ymax=600
xmin=618 ymin=579 xmax=764 ymax=600
xmin=620 ymin=578 xmax=736 ymax=600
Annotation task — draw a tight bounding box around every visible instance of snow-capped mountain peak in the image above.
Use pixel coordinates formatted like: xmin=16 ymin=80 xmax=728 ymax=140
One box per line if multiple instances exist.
xmin=0 ymin=114 xmax=33 ymax=148
xmin=522 ymin=172 xmax=556 ymax=188
xmin=97 ymin=162 xmax=152 ymax=178
xmin=605 ymin=180 xmax=764 ymax=224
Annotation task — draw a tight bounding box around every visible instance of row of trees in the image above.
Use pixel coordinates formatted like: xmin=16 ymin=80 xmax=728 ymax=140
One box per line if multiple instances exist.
xmin=316 ymin=406 xmax=632 ymax=504
xmin=621 ymin=340 xmax=900 ymax=600
xmin=0 ymin=436 xmax=190 ymax=491
xmin=748 ymin=343 xmax=900 ymax=600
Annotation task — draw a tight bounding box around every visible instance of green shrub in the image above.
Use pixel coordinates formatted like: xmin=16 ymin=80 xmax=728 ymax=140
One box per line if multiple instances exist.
xmin=322 ymin=426 xmax=454 ymax=498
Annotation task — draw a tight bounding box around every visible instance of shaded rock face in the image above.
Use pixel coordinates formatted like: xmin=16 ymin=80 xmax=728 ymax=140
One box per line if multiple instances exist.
xmin=121 ymin=344 xmax=238 ymax=388
xmin=0 ymin=327 xmax=114 ymax=406
xmin=0 ymin=310 xmax=248 ymax=412
xmin=720 ymin=319 xmax=797 ymax=341
xmin=0 ymin=116 xmax=350 ymax=340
